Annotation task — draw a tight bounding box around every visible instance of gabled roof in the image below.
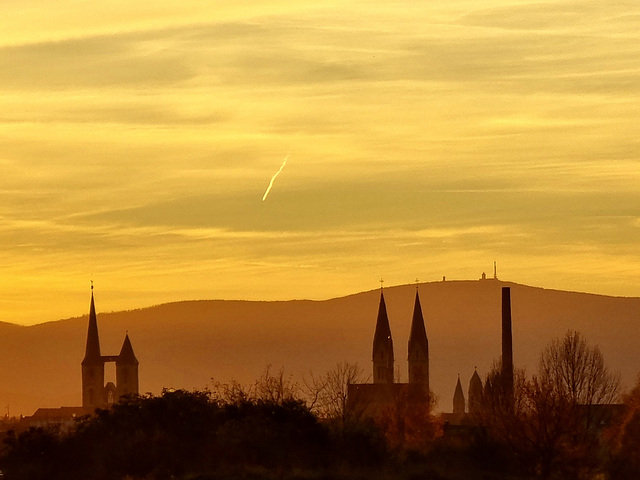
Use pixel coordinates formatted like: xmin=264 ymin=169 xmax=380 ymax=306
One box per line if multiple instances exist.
xmin=81 ymin=292 xmax=102 ymax=365
xmin=117 ymin=333 xmax=139 ymax=365
xmin=408 ymin=290 xmax=428 ymax=356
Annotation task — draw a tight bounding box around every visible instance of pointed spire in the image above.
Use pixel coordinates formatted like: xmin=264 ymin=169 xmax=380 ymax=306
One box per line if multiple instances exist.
xmin=468 ymin=369 xmax=483 ymax=415
xmin=117 ymin=333 xmax=139 ymax=365
xmin=373 ymin=290 xmax=393 ymax=359
xmin=453 ymin=375 xmax=466 ymax=414
xmin=408 ymin=289 xmax=429 ymax=387
xmin=408 ymin=290 xmax=428 ymax=356
xmin=82 ymin=287 xmax=102 ymax=365
xmin=372 ymin=290 xmax=394 ymax=383
xmin=469 ymin=369 xmax=483 ymax=398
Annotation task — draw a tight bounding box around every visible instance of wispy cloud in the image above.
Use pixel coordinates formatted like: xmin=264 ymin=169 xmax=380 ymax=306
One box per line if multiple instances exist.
xmin=0 ymin=1 xmax=639 ymax=322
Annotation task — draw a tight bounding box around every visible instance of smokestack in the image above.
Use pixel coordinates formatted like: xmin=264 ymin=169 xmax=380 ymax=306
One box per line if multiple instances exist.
xmin=501 ymin=287 xmax=514 ymax=397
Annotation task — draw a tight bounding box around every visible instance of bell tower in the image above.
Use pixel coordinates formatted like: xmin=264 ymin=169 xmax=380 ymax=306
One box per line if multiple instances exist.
xmin=81 ymin=283 xmax=140 ymax=409
xmin=81 ymin=285 xmax=105 ymax=409
xmin=372 ymin=289 xmax=394 ymax=384
xmin=408 ymin=289 xmax=429 ymax=391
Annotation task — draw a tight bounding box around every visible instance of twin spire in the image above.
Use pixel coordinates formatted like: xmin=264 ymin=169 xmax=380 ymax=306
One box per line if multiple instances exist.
xmin=372 ymin=286 xmax=429 ymax=392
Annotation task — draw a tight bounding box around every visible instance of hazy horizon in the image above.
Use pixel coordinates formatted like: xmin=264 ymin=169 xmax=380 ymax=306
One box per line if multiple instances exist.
xmin=3 ymin=277 xmax=639 ymax=327
xmin=2 ymin=279 xmax=638 ymax=417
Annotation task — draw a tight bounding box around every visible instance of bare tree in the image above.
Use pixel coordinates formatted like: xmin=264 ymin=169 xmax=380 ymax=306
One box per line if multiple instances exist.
xmin=252 ymin=365 xmax=302 ymax=404
xmin=210 ymin=378 xmax=250 ymax=406
xmin=211 ymin=365 xmax=302 ymax=406
xmin=480 ymin=331 xmax=622 ymax=479
xmin=303 ymin=361 xmax=367 ymax=427
xmin=540 ymin=330 xmax=621 ymax=407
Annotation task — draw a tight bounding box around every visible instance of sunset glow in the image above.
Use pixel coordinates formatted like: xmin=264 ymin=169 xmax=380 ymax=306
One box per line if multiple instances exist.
xmin=1 ymin=1 xmax=639 ymax=324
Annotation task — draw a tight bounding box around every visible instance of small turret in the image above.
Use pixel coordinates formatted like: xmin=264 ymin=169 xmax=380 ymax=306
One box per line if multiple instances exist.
xmin=116 ymin=333 xmax=139 ymax=399
xmin=453 ymin=375 xmax=466 ymax=414
xmin=372 ymin=290 xmax=394 ymax=384
xmin=408 ymin=290 xmax=429 ymax=391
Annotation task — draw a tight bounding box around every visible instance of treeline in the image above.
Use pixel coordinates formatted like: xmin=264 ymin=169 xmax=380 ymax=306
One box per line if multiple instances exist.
xmin=1 ymin=333 xmax=639 ymax=480
xmin=0 ymin=387 xmax=388 ymax=480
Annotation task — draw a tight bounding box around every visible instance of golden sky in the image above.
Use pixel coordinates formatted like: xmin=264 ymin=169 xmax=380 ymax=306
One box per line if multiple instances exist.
xmin=1 ymin=1 xmax=639 ymax=325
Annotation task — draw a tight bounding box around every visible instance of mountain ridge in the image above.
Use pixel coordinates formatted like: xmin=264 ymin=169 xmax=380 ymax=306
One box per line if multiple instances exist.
xmin=1 ymin=279 xmax=638 ymax=416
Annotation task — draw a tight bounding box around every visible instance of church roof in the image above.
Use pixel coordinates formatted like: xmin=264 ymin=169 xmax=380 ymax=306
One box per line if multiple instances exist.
xmin=81 ymin=292 xmax=102 ymax=365
xmin=117 ymin=333 xmax=139 ymax=365
xmin=408 ymin=290 xmax=428 ymax=357
xmin=372 ymin=290 xmax=394 ymax=360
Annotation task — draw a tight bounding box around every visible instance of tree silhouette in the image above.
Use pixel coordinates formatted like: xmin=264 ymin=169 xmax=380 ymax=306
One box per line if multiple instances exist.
xmin=605 ymin=374 xmax=640 ymax=479
xmin=478 ymin=331 xmax=621 ymax=479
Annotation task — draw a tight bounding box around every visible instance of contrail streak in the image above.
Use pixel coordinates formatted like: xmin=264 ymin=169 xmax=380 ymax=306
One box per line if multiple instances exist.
xmin=262 ymin=154 xmax=289 ymax=201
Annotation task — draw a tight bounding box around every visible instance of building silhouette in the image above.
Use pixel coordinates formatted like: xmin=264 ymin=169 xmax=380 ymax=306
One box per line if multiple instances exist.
xmin=82 ymin=287 xmax=139 ymax=409
xmin=19 ymin=286 xmax=139 ymax=431
xmin=372 ymin=290 xmax=394 ymax=384
xmin=453 ymin=376 xmax=465 ymax=414
xmin=444 ymin=286 xmax=512 ymax=424
xmin=408 ymin=290 xmax=429 ymax=390
xmin=348 ymin=287 xmax=430 ymax=415
xmin=468 ymin=369 xmax=483 ymax=415
xmin=350 ymin=281 xmax=517 ymax=425
xmin=501 ymin=286 xmax=514 ymax=400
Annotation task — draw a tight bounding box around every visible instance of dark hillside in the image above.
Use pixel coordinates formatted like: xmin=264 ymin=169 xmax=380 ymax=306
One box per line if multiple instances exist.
xmin=0 ymin=280 xmax=637 ymax=415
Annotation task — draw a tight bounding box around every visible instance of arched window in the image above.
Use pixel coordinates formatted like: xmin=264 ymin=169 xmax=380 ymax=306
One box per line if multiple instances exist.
xmin=105 ymin=382 xmax=117 ymax=405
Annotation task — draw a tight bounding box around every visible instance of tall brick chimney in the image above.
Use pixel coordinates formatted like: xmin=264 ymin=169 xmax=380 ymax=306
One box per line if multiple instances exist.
xmin=501 ymin=286 xmax=514 ymax=398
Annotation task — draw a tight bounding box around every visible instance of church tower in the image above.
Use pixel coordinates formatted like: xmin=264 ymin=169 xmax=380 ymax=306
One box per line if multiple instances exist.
xmin=116 ymin=333 xmax=139 ymax=399
xmin=81 ymin=284 xmax=140 ymax=409
xmin=372 ymin=290 xmax=394 ymax=384
xmin=468 ymin=368 xmax=483 ymax=415
xmin=453 ymin=375 xmax=466 ymax=414
xmin=81 ymin=287 xmax=105 ymax=409
xmin=408 ymin=289 xmax=429 ymax=391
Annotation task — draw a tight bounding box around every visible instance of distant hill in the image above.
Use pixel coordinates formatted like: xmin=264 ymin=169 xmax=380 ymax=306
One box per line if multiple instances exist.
xmin=1 ymin=280 xmax=638 ymax=416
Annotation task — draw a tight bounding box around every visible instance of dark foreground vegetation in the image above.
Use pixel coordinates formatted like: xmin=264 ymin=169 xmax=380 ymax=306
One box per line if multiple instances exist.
xmin=1 ymin=332 xmax=639 ymax=480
